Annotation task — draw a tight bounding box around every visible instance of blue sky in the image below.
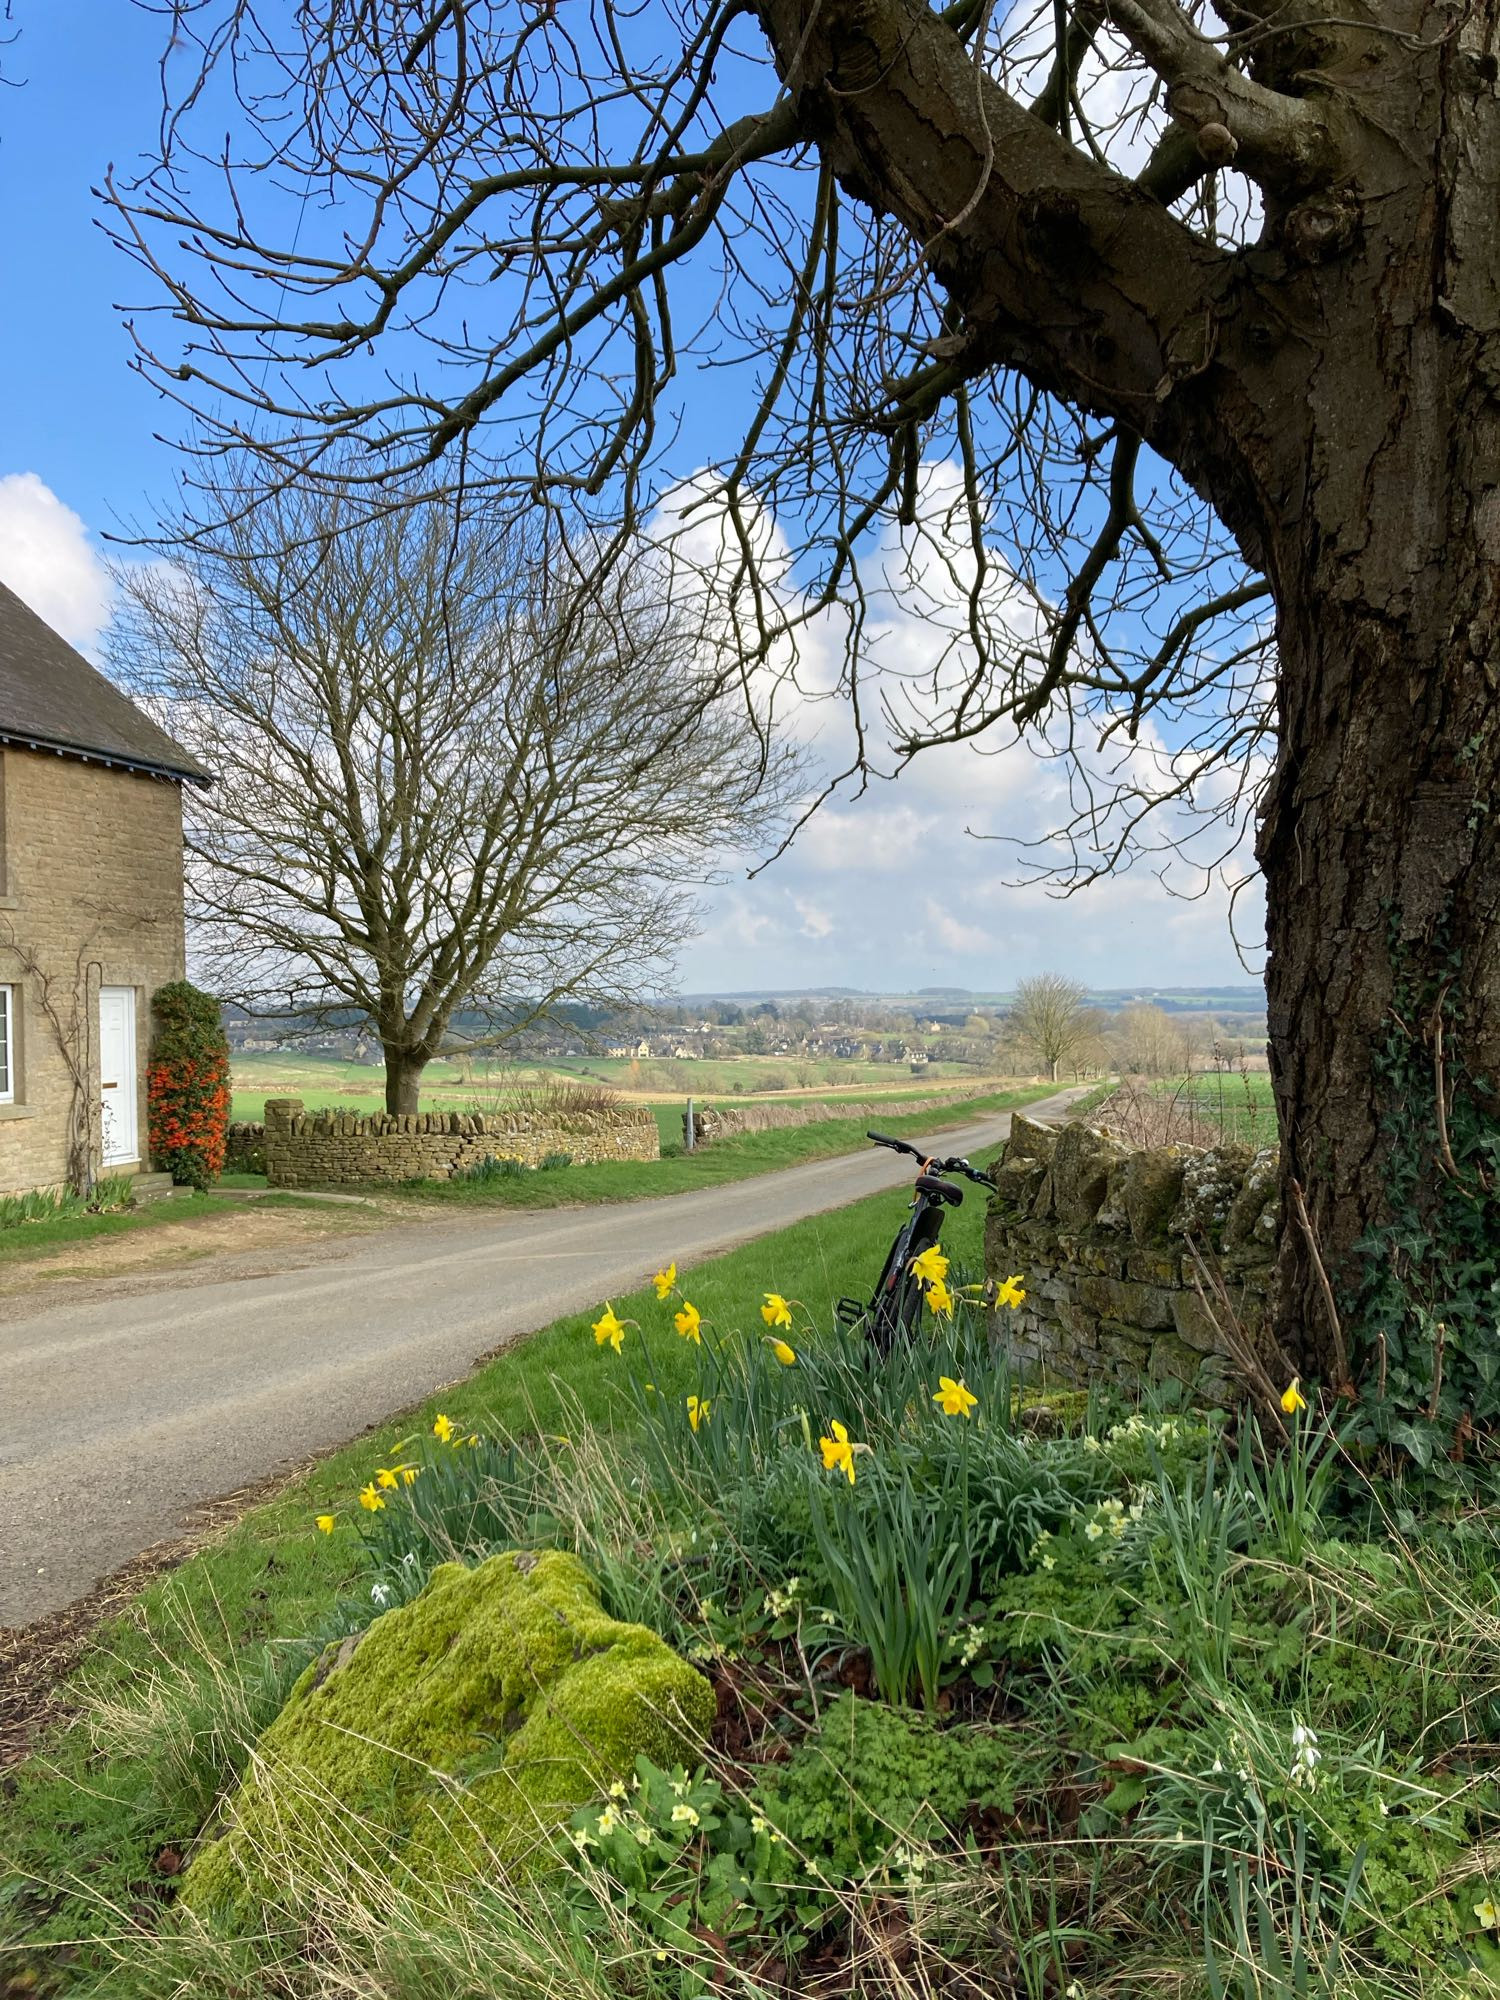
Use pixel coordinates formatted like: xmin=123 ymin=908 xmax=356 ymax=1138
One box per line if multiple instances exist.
xmin=0 ymin=3 xmax=1264 ymax=996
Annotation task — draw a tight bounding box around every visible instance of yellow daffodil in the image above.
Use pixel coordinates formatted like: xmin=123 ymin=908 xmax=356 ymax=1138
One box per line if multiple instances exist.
xmin=819 ymin=1419 xmax=858 ymax=1484
xmin=909 ymin=1244 xmax=949 ymax=1286
xmin=674 ymin=1300 xmax=703 ymax=1344
xmin=401 ymin=1465 xmax=419 ymax=1485
xmin=766 ymin=1336 xmax=797 ymax=1366
xmin=996 ymin=1274 xmax=1026 ymax=1309
xmin=315 ymin=1513 xmax=335 ymax=1535
xmin=358 ymin=1483 xmax=386 ymax=1512
xmin=467 ymin=1433 xmax=481 ymax=1448
xmin=1476 ymin=1897 xmax=1500 ymax=1931
xmin=376 ymin=1467 xmax=399 ymax=1490
xmin=433 ymin=1413 xmax=455 ymax=1443
xmin=761 ymin=1292 xmax=794 ymax=1330
xmin=653 ymin=1261 xmax=677 ymax=1300
xmin=592 ymin=1304 xmax=627 ymax=1353
xmin=1281 ymin=1378 xmax=1307 ymax=1414
xmin=687 ymin=1395 xmax=712 ymax=1433
xmin=925 ymin=1277 xmax=955 ymax=1318
xmin=933 ymin=1375 xmax=978 ymax=1419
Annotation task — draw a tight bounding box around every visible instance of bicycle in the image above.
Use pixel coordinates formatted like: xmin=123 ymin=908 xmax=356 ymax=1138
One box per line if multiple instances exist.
xmin=836 ymin=1130 xmax=996 ymax=1351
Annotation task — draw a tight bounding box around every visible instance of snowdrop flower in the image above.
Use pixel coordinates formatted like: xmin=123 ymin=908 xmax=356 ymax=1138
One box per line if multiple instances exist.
xmin=371 ymin=1582 xmax=393 ymax=1606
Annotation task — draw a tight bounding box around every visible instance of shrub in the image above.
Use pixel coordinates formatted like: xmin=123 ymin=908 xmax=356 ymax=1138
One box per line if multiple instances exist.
xmin=147 ymin=982 xmax=230 ymax=1190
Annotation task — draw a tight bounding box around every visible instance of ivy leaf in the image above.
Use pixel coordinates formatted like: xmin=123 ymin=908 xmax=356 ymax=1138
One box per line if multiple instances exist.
xmin=1388 ymin=1420 xmax=1434 ymax=1470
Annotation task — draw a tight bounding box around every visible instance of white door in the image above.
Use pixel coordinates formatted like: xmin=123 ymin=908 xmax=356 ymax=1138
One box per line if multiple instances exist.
xmin=99 ymin=987 xmax=139 ymax=1167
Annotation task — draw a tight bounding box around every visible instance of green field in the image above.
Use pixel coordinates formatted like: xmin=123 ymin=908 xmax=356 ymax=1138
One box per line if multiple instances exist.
xmin=1172 ymin=1069 xmax=1277 ymax=1146
xmin=228 ymin=1049 xmax=1029 ymax=1135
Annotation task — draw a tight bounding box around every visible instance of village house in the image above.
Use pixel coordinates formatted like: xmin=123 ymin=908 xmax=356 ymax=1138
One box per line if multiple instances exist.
xmin=0 ymin=583 xmax=209 ymax=1195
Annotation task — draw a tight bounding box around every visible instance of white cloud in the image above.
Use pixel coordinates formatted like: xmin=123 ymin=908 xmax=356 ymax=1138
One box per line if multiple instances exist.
xmin=792 ymin=896 xmax=834 ymax=939
xmin=0 ymin=472 xmax=114 ymax=653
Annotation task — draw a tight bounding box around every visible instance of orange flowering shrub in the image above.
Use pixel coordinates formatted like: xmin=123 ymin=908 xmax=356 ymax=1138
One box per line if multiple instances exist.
xmin=148 ymin=980 xmax=231 ymax=1190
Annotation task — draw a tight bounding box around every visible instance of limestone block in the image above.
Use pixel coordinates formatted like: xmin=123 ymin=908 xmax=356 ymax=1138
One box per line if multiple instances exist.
xmin=1224 ymin=1146 xmax=1280 ymax=1251
xmin=1050 ymin=1124 xmax=1134 ymax=1230
xmin=1004 ymin=1113 xmax=1060 ymax=1167
xmin=1171 ymin=1144 xmax=1255 ymax=1249
xmin=1123 ymin=1146 xmax=1193 ymax=1246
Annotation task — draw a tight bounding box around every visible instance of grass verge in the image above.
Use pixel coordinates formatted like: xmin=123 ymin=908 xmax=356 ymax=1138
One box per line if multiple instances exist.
xmin=0 ymin=1145 xmax=1002 ymax=1977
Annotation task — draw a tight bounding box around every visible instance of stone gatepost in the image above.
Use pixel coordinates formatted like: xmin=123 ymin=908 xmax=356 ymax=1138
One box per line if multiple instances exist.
xmin=263 ymin=1097 xmax=303 ymax=1186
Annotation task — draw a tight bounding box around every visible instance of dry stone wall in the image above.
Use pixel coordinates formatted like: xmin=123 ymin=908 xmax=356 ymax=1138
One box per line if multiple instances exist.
xmin=225 ymin=1120 xmax=267 ymax=1174
xmin=985 ymin=1114 xmax=1279 ymax=1401
xmin=687 ymin=1093 xmax=981 ymax=1145
xmin=263 ymin=1096 xmax=659 ymax=1186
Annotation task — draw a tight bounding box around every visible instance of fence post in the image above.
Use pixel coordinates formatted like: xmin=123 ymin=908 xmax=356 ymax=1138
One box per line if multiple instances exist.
xmin=684 ymin=1097 xmax=695 ymax=1151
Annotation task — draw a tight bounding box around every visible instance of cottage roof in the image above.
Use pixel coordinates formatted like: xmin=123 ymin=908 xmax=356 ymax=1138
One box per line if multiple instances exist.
xmin=0 ymin=581 xmax=211 ymax=785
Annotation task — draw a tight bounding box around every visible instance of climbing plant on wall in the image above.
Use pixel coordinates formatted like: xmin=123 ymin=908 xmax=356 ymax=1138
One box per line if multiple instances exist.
xmin=148 ymin=981 xmax=230 ymax=1190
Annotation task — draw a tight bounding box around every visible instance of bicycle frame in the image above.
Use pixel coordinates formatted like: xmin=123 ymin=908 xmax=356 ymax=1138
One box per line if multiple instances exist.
xmin=844 ymin=1132 xmax=992 ymax=1352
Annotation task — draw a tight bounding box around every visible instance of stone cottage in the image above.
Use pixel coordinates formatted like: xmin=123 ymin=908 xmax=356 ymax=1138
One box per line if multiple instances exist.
xmin=0 ymin=582 xmax=210 ymax=1194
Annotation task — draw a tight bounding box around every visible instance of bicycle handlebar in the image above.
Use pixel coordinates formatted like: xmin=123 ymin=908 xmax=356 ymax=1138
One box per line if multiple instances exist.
xmin=866 ymin=1131 xmax=994 ymax=1186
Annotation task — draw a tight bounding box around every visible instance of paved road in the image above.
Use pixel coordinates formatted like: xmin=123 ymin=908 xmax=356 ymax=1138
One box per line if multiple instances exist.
xmin=0 ymin=1090 xmax=1089 ymax=1625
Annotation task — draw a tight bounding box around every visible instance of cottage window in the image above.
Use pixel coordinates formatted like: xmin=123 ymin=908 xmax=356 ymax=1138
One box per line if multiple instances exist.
xmin=0 ymin=985 xmax=12 ymax=1103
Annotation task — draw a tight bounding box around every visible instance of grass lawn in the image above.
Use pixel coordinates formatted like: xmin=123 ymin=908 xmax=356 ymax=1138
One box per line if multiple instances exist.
xmin=0 ymin=1153 xmax=1001 ymax=1974
xmin=365 ymin=1082 xmax=1062 ymax=1208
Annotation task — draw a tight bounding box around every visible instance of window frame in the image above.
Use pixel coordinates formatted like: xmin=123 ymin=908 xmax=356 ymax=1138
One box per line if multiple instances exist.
xmin=0 ymin=983 xmax=14 ymax=1104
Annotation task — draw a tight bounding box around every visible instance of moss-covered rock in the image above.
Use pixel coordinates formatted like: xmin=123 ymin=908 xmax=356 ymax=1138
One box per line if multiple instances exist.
xmin=181 ymin=1550 xmax=713 ymax=1921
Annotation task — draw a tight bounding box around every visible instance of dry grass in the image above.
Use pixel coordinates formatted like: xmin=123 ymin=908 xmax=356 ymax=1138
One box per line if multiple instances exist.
xmin=1088 ymin=1074 xmax=1264 ymax=1150
xmin=465 ymin=1076 xmax=626 ymax=1119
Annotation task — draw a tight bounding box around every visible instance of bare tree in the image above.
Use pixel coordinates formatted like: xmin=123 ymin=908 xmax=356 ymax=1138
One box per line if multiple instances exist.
xmin=104 ymin=0 xmax=1500 ymax=1374
xmin=1007 ymin=974 xmax=1090 ymax=1083
xmin=1113 ymin=1003 xmax=1192 ymax=1079
xmin=112 ymin=475 xmax=798 ymax=1112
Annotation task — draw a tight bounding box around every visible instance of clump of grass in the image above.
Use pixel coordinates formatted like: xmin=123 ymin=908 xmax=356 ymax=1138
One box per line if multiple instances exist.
xmin=0 ymin=1174 xmax=136 ymax=1229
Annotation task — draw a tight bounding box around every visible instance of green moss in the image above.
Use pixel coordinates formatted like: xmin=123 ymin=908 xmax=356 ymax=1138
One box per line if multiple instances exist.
xmin=181 ymin=1550 xmax=713 ymax=1922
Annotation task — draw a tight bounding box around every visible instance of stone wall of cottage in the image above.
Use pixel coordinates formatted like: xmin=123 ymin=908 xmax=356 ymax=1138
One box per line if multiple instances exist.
xmin=984 ymin=1114 xmax=1279 ymax=1401
xmin=0 ymin=747 xmax=187 ymax=1195
xmin=263 ymin=1096 xmax=661 ymax=1185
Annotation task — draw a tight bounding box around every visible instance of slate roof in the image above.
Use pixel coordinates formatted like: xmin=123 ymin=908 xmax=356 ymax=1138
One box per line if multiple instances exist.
xmin=0 ymin=581 xmax=211 ymax=785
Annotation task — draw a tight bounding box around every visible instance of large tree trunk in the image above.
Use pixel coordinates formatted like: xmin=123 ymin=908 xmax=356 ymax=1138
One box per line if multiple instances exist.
xmin=1253 ymin=63 xmax=1500 ymax=1401
xmin=384 ymin=1051 xmax=427 ymax=1116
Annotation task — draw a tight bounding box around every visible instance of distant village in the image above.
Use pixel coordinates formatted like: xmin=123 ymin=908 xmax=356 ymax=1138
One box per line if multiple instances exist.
xmin=226 ymin=989 xmax=1270 ymax=1080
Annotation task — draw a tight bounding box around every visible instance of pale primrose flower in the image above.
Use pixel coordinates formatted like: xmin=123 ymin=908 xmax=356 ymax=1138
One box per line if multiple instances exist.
xmin=670 ymin=1802 xmax=700 ymax=1827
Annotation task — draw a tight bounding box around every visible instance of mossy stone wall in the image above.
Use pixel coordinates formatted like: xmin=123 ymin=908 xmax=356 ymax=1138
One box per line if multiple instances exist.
xmin=985 ymin=1114 xmax=1279 ymax=1400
